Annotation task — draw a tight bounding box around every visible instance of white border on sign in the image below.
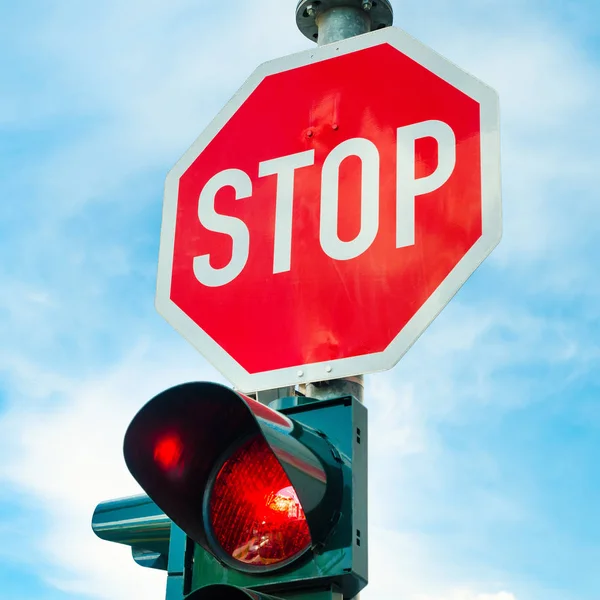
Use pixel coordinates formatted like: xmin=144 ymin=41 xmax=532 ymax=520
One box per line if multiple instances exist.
xmin=156 ymin=26 xmax=502 ymax=393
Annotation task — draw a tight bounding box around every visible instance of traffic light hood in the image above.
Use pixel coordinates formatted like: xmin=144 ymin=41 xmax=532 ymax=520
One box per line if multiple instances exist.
xmin=123 ymin=382 xmax=343 ymax=565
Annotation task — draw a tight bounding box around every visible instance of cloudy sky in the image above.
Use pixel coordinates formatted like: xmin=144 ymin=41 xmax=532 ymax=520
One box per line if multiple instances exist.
xmin=1 ymin=1 xmax=599 ymax=599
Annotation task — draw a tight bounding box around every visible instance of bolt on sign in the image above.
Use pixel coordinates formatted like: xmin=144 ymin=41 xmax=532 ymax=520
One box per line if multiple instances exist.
xmin=156 ymin=27 xmax=501 ymax=392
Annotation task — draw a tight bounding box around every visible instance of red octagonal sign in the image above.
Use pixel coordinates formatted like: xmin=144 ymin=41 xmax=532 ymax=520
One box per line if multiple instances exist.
xmin=157 ymin=28 xmax=501 ymax=392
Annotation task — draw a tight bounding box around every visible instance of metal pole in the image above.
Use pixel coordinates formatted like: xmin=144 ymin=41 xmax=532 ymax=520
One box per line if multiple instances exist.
xmin=315 ymin=5 xmax=371 ymax=45
xmin=303 ymin=2 xmax=371 ymax=405
xmin=295 ymin=0 xmax=393 ymax=406
xmin=294 ymin=5 xmax=394 ymax=598
xmin=296 ymin=0 xmax=393 ymax=46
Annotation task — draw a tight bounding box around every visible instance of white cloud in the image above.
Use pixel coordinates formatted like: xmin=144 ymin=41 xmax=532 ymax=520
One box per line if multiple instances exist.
xmin=0 ymin=340 xmax=221 ymax=599
xmin=366 ymin=526 xmax=518 ymax=600
xmin=14 ymin=0 xmax=308 ymax=215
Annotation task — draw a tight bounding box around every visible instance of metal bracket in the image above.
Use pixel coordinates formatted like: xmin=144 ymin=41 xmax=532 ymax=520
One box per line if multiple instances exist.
xmin=255 ymin=386 xmax=296 ymax=405
xmin=296 ymin=0 xmax=393 ymax=42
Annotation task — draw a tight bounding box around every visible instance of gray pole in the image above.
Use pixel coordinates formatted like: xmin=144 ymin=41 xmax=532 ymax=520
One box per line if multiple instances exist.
xmin=314 ymin=5 xmax=371 ymax=45
xmin=294 ymin=6 xmax=393 ymax=597
xmin=296 ymin=0 xmax=393 ymax=47
xmin=294 ymin=0 xmax=393 ymax=405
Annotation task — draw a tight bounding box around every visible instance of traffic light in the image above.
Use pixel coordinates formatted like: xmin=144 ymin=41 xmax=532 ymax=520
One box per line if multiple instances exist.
xmin=121 ymin=381 xmax=367 ymax=599
xmin=91 ymin=493 xmax=171 ymax=571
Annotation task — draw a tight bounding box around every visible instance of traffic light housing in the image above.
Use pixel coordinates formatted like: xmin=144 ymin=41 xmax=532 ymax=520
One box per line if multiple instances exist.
xmin=91 ymin=493 xmax=171 ymax=570
xmin=100 ymin=381 xmax=367 ymax=599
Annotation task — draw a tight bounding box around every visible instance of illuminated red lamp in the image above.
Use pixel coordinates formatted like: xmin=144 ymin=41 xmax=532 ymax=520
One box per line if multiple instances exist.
xmin=152 ymin=432 xmax=188 ymax=482
xmin=154 ymin=433 xmax=184 ymax=472
xmin=206 ymin=435 xmax=312 ymax=569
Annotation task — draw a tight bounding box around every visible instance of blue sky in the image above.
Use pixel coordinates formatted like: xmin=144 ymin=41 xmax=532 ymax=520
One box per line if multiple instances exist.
xmin=1 ymin=1 xmax=599 ymax=599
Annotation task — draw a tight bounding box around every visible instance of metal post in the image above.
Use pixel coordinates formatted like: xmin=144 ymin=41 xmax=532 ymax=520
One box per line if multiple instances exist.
xmin=306 ymin=375 xmax=365 ymax=403
xmin=296 ymin=0 xmax=393 ymax=46
xmin=315 ymin=6 xmax=371 ymax=45
xmin=295 ymin=0 xmax=393 ymax=406
xmin=294 ymin=4 xmax=394 ymax=598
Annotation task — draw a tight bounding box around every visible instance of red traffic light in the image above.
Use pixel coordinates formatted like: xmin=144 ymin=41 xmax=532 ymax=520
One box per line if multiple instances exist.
xmin=209 ymin=435 xmax=311 ymax=568
xmin=123 ymin=382 xmax=343 ymax=573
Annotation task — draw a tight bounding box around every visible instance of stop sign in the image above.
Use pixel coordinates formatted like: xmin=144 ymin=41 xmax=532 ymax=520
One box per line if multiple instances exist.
xmin=157 ymin=28 xmax=501 ymax=392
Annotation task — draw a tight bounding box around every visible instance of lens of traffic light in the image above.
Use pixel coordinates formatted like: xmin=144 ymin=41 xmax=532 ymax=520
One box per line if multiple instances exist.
xmin=207 ymin=435 xmax=312 ymax=569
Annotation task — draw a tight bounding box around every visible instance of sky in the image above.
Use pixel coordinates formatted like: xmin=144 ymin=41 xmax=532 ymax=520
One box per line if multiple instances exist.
xmin=0 ymin=1 xmax=599 ymax=599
